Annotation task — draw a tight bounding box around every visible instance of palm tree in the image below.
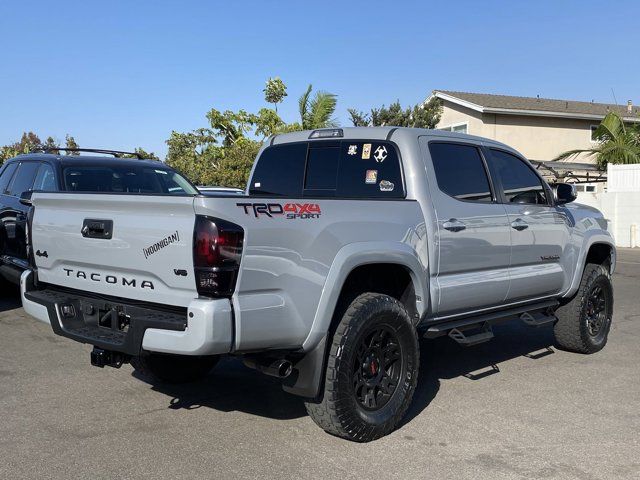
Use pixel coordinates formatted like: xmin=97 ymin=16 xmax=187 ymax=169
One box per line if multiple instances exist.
xmin=555 ymin=112 xmax=640 ymax=169
xmin=298 ymin=84 xmax=338 ymax=130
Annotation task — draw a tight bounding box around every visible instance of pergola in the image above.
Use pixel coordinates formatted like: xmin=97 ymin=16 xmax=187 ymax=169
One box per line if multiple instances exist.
xmin=530 ymin=160 xmax=606 ymax=184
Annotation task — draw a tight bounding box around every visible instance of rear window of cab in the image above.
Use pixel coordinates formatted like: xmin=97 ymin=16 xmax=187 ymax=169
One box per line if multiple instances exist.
xmin=249 ymin=140 xmax=404 ymax=199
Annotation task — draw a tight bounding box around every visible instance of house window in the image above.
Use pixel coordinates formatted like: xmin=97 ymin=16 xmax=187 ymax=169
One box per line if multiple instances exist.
xmin=575 ymin=184 xmax=597 ymax=193
xmin=590 ymin=125 xmax=599 ymax=142
xmin=439 ymin=122 xmax=468 ymax=134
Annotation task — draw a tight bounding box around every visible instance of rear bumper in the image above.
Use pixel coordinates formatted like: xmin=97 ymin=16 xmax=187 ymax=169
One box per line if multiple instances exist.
xmin=20 ymin=270 xmax=233 ymax=356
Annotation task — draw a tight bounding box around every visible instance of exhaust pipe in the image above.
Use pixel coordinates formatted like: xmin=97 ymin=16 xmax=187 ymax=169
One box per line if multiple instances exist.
xmin=243 ymin=356 xmax=293 ymax=378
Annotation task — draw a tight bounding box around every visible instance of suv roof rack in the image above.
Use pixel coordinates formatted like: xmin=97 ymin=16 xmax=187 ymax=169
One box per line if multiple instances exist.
xmin=40 ymin=148 xmax=145 ymax=159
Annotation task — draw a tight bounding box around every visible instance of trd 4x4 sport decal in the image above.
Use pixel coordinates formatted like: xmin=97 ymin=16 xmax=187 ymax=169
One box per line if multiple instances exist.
xmin=237 ymin=202 xmax=321 ymax=219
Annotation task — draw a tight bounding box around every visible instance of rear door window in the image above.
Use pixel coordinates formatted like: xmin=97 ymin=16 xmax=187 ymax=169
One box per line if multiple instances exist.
xmin=429 ymin=143 xmax=493 ymax=202
xmin=0 ymin=162 xmax=19 ymax=194
xmin=33 ymin=163 xmax=57 ymax=191
xmin=8 ymin=162 xmax=40 ymax=197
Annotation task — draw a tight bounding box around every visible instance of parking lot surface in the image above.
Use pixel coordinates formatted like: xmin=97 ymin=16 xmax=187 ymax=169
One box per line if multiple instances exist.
xmin=1 ymin=249 xmax=639 ymax=479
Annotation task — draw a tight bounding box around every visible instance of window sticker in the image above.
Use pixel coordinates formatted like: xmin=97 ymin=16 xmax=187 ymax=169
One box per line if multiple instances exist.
xmin=379 ymin=180 xmax=394 ymax=192
xmin=347 ymin=145 xmax=358 ymax=156
xmin=362 ymin=143 xmax=371 ymax=159
xmin=365 ymin=170 xmax=378 ymax=184
xmin=374 ymin=145 xmax=388 ymax=163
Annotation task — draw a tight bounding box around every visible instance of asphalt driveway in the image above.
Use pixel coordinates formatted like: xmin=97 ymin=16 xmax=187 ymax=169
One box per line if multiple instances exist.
xmin=1 ymin=250 xmax=639 ymax=479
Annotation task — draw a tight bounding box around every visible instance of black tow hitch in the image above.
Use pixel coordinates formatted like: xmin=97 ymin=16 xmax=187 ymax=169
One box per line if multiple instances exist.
xmin=90 ymin=347 xmax=130 ymax=369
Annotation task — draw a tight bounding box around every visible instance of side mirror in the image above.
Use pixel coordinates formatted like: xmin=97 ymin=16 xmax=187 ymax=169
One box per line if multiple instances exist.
xmin=553 ymin=183 xmax=577 ymax=205
xmin=19 ymin=190 xmax=33 ymax=206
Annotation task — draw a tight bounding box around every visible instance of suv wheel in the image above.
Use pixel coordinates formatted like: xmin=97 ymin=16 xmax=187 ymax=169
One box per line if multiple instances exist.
xmin=131 ymin=353 xmax=219 ymax=384
xmin=554 ymin=263 xmax=613 ymax=353
xmin=305 ymin=293 xmax=419 ymax=442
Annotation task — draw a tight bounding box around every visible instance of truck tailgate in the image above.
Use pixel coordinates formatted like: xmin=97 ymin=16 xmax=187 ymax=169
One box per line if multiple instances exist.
xmin=30 ymin=193 xmax=197 ymax=307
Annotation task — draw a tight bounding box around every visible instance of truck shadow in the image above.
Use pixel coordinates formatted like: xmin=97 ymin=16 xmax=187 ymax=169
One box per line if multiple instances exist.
xmin=139 ymin=322 xmax=556 ymax=426
xmin=401 ymin=321 xmax=556 ymax=427
xmin=0 ymin=286 xmax=21 ymax=312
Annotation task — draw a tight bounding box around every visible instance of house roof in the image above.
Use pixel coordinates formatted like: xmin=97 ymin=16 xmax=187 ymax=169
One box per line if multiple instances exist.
xmin=432 ymin=90 xmax=640 ymax=122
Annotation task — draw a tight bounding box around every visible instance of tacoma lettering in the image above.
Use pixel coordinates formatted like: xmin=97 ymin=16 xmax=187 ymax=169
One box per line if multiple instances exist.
xmin=62 ymin=268 xmax=154 ymax=289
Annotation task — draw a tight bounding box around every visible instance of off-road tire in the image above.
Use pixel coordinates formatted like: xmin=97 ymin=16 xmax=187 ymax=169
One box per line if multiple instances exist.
xmin=305 ymin=293 xmax=419 ymax=442
xmin=131 ymin=353 xmax=219 ymax=384
xmin=554 ymin=263 xmax=613 ymax=353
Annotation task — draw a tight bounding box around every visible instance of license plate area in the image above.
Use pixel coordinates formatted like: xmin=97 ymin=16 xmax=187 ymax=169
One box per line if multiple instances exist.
xmin=57 ymin=299 xmax=131 ymax=334
xmin=26 ymin=285 xmax=188 ymax=355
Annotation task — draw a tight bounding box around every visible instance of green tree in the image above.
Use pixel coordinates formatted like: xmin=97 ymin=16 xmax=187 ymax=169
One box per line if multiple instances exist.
xmin=166 ymin=78 xmax=339 ymax=187
xmin=298 ymin=84 xmax=338 ymax=130
xmin=263 ymin=77 xmax=287 ymax=112
xmin=166 ymin=107 xmax=272 ymax=187
xmin=43 ymin=136 xmax=59 ymax=155
xmin=208 ymin=138 xmax=260 ymax=188
xmin=348 ymin=97 xmax=442 ymax=129
xmin=555 ymin=112 xmax=640 ymax=169
xmin=65 ymin=135 xmax=80 ymax=154
xmin=121 ymin=147 xmax=160 ymax=160
xmin=1 ymin=132 xmax=47 ymax=164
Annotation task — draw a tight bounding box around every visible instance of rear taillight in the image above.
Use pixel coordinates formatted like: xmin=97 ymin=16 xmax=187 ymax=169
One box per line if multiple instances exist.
xmin=193 ymin=216 xmax=244 ymax=297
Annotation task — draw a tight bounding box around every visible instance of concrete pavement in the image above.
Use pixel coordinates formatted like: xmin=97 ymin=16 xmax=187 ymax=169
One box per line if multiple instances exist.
xmin=1 ymin=249 xmax=639 ymax=479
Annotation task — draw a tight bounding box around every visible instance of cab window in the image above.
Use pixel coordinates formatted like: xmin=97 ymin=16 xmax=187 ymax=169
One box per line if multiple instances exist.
xmin=249 ymin=143 xmax=307 ymax=197
xmin=250 ymin=140 xmax=404 ymax=198
xmin=33 ymin=164 xmax=57 ymax=191
xmin=8 ymin=162 xmax=40 ymax=197
xmin=63 ymin=166 xmax=197 ymax=195
xmin=429 ymin=143 xmax=493 ymax=202
xmin=335 ymin=141 xmax=404 ymax=198
xmin=0 ymin=162 xmax=19 ymax=194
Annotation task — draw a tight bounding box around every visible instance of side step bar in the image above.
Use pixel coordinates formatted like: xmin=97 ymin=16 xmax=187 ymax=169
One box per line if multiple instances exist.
xmin=423 ymin=299 xmax=559 ymax=345
xmin=520 ymin=311 xmax=557 ymax=327
xmin=448 ymin=325 xmax=494 ymax=346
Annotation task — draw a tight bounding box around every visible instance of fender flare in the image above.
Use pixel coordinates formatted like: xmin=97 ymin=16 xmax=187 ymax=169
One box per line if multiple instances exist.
xmin=563 ymin=232 xmax=616 ymax=299
xmin=302 ymin=241 xmax=428 ymax=351
xmin=283 ymin=241 xmax=428 ymax=398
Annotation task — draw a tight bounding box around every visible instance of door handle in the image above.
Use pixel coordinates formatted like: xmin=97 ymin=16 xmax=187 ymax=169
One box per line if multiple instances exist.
xmin=443 ymin=219 xmax=466 ymax=232
xmin=511 ymin=218 xmax=529 ymax=231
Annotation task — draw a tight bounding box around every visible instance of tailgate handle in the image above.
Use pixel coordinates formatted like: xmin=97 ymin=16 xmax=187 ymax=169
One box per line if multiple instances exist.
xmin=81 ymin=219 xmax=113 ymax=239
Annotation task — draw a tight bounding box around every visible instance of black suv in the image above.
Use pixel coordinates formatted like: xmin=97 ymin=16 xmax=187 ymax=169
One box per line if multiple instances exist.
xmin=0 ymin=149 xmax=198 ymax=287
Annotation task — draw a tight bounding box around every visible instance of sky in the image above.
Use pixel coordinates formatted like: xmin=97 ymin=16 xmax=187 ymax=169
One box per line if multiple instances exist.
xmin=1 ymin=0 xmax=639 ymax=159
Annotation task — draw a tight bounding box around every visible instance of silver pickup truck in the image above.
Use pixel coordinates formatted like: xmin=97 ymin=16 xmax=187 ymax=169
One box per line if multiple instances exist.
xmin=21 ymin=127 xmax=615 ymax=442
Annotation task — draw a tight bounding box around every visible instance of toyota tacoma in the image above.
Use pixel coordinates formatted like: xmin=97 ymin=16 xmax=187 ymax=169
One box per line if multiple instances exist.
xmin=21 ymin=128 xmax=615 ymax=442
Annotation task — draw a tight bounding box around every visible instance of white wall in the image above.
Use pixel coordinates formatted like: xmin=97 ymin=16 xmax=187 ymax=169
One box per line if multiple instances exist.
xmin=576 ymin=190 xmax=640 ymax=248
xmin=574 ymin=165 xmax=640 ymax=248
xmin=607 ymin=163 xmax=640 ymax=192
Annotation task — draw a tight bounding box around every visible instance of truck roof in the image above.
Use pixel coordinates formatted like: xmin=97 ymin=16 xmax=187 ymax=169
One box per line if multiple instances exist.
xmin=270 ymin=127 xmax=513 ymax=151
xmin=6 ymin=153 xmax=164 ymax=169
